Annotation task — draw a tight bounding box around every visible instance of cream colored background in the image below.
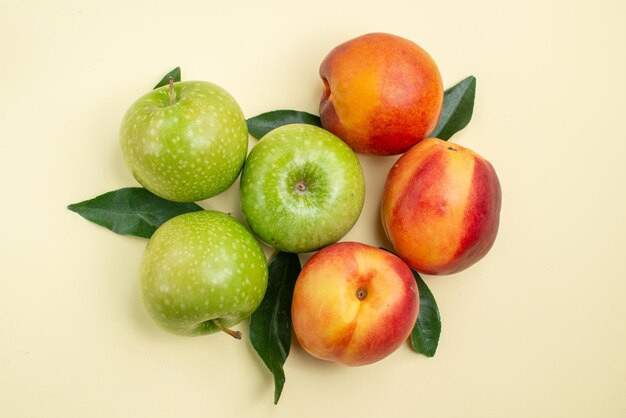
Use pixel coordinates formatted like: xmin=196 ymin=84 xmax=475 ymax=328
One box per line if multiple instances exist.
xmin=1 ymin=0 xmax=625 ymax=417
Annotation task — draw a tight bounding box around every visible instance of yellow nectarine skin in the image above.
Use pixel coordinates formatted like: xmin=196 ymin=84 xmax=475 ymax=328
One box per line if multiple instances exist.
xmin=381 ymin=138 xmax=502 ymax=275
xmin=291 ymin=242 xmax=419 ymax=366
xmin=319 ymin=33 xmax=443 ymax=155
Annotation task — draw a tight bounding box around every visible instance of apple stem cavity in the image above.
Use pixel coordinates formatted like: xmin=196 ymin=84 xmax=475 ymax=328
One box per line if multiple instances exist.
xmin=294 ymin=181 xmax=308 ymax=194
xmin=356 ymin=287 xmax=368 ymax=301
xmin=168 ymin=76 xmax=175 ymax=106
xmin=211 ymin=319 xmax=242 ymax=340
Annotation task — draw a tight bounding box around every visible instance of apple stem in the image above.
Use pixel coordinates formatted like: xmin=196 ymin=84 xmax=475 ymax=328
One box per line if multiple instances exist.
xmin=211 ymin=319 xmax=242 ymax=340
xmin=168 ymin=76 xmax=175 ymax=106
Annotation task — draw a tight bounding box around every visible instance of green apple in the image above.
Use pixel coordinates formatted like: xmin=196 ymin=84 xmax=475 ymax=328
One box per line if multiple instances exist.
xmin=240 ymin=124 xmax=365 ymax=253
xmin=140 ymin=211 xmax=268 ymax=337
xmin=120 ymin=80 xmax=248 ymax=202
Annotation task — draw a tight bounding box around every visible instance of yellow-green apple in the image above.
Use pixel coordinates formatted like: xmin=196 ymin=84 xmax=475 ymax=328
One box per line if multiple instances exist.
xmin=291 ymin=242 xmax=419 ymax=366
xmin=319 ymin=32 xmax=443 ymax=155
xmin=381 ymin=138 xmax=502 ymax=275
xmin=120 ymin=80 xmax=248 ymax=202
xmin=140 ymin=211 xmax=268 ymax=338
xmin=240 ymin=124 xmax=365 ymax=253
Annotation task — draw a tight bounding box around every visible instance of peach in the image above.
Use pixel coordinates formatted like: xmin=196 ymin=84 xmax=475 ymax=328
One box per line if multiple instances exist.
xmin=291 ymin=242 xmax=418 ymax=366
xmin=382 ymin=138 xmax=502 ymax=275
xmin=319 ymin=32 xmax=443 ymax=155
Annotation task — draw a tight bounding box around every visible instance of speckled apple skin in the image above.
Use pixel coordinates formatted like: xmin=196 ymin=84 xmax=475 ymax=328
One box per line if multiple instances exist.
xmin=291 ymin=242 xmax=418 ymax=366
xmin=120 ymin=81 xmax=248 ymax=202
xmin=140 ymin=211 xmax=268 ymax=336
xmin=319 ymin=33 xmax=443 ymax=155
xmin=382 ymin=138 xmax=502 ymax=275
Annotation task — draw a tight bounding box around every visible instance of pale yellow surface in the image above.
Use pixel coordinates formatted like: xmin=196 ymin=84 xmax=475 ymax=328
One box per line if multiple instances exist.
xmin=1 ymin=1 xmax=625 ymax=417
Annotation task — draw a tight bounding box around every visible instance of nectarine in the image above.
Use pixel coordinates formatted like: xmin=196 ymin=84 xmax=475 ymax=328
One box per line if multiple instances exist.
xmin=381 ymin=138 xmax=502 ymax=275
xmin=319 ymin=33 xmax=443 ymax=155
xmin=291 ymin=242 xmax=418 ymax=366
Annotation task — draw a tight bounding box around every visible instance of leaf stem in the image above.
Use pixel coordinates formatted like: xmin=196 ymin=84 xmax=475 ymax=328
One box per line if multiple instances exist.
xmin=212 ymin=319 xmax=242 ymax=339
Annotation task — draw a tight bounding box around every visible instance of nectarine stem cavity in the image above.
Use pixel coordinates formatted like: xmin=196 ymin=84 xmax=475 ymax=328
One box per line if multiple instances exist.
xmin=356 ymin=287 xmax=368 ymax=301
xmin=211 ymin=319 xmax=242 ymax=340
xmin=321 ymin=78 xmax=331 ymax=101
xmin=168 ymin=76 xmax=175 ymax=106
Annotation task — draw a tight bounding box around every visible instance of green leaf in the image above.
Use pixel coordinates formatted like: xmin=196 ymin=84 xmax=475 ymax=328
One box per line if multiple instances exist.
xmin=249 ymin=252 xmax=302 ymax=404
xmin=153 ymin=67 xmax=181 ymax=89
xmin=67 ymin=187 xmax=203 ymax=238
xmin=410 ymin=270 xmax=442 ymax=357
xmin=246 ymin=110 xmax=322 ymax=139
xmin=429 ymin=75 xmax=476 ymax=141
